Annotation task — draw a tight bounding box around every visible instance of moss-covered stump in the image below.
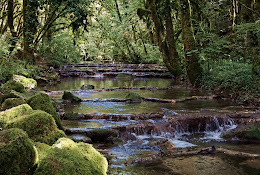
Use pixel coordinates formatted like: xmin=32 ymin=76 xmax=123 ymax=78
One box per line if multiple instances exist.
xmin=27 ymin=93 xmax=63 ymax=130
xmin=6 ymin=110 xmax=66 ymax=145
xmin=223 ymin=123 xmax=260 ymax=140
xmin=34 ymin=138 xmax=108 ymax=175
xmin=0 ymin=128 xmax=36 ymax=175
xmin=1 ymin=98 xmax=26 ymax=110
xmin=62 ymin=91 xmax=82 ymax=103
xmin=2 ymin=80 xmax=26 ymax=93
xmin=13 ymin=75 xmax=37 ymax=89
xmin=0 ymin=104 xmax=33 ymax=128
xmin=81 ymin=84 xmax=95 ymax=90
xmin=116 ymin=73 xmax=135 ymax=79
xmin=125 ymin=92 xmax=142 ymax=103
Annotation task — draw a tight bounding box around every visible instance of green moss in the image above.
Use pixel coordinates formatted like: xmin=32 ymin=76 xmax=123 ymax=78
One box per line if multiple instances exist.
xmin=0 ymin=128 xmax=36 ymax=175
xmin=35 ymin=142 xmax=52 ymax=160
xmin=13 ymin=75 xmax=37 ymax=89
xmin=6 ymin=110 xmax=66 ymax=145
xmin=0 ymin=104 xmax=33 ymax=128
xmin=62 ymin=91 xmax=82 ymax=103
xmin=223 ymin=123 xmax=260 ymax=140
xmin=116 ymin=73 xmax=135 ymax=79
xmin=27 ymin=93 xmax=63 ymax=130
xmin=1 ymin=98 xmax=26 ymax=110
xmin=0 ymin=90 xmax=26 ymax=104
xmin=35 ymin=138 xmax=108 ymax=175
xmin=2 ymin=80 xmax=26 ymax=93
xmin=125 ymin=92 xmax=142 ymax=103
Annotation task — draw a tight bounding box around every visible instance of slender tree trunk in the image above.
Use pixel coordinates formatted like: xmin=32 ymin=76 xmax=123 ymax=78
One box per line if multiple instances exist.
xmin=179 ymin=0 xmax=202 ymax=86
xmin=7 ymin=0 xmax=17 ymax=52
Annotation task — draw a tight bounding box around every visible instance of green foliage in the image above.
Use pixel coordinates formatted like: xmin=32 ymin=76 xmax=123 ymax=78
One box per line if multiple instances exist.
xmin=0 ymin=128 xmax=36 ymax=175
xmin=35 ymin=138 xmax=108 ymax=175
xmin=38 ymin=33 xmax=81 ymax=68
xmin=27 ymin=93 xmax=63 ymax=130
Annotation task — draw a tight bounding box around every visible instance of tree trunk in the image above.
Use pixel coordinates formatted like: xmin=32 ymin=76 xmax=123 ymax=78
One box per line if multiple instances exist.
xmin=179 ymin=0 xmax=202 ymax=86
xmin=7 ymin=0 xmax=16 ymax=52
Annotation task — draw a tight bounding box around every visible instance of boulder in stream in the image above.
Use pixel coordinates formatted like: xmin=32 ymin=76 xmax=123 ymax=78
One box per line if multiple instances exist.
xmin=0 ymin=128 xmax=37 ymax=175
xmin=81 ymin=84 xmax=95 ymax=90
xmin=62 ymin=91 xmax=82 ymax=103
xmin=125 ymin=92 xmax=142 ymax=103
xmin=27 ymin=93 xmax=63 ymax=130
xmin=34 ymin=138 xmax=108 ymax=175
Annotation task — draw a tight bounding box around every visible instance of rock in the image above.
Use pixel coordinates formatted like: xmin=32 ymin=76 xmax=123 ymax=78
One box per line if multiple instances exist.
xmin=6 ymin=110 xmax=66 ymax=145
xmin=81 ymin=84 xmax=95 ymax=90
xmin=2 ymin=80 xmax=26 ymax=93
xmin=13 ymin=75 xmax=37 ymax=89
xmin=34 ymin=138 xmax=108 ymax=175
xmin=148 ymin=139 xmax=176 ymax=155
xmin=83 ymin=129 xmax=119 ymax=143
xmin=62 ymin=112 xmax=79 ymax=120
xmin=1 ymin=98 xmax=26 ymax=110
xmin=0 ymin=90 xmax=26 ymax=104
xmin=223 ymin=123 xmax=260 ymax=140
xmin=116 ymin=73 xmax=135 ymax=79
xmin=0 ymin=128 xmax=36 ymax=175
xmin=0 ymin=104 xmax=33 ymax=128
xmin=125 ymin=92 xmax=142 ymax=103
xmin=62 ymin=91 xmax=82 ymax=103
xmin=27 ymin=93 xmax=63 ymax=130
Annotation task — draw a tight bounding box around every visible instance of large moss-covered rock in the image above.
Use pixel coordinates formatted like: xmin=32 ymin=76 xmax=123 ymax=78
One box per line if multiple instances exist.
xmin=0 ymin=128 xmax=36 ymax=175
xmin=223 ymin=123 xmax=260 ymax=140
xmin=125 ymin=92 xmax=142 ymax=103
xmin=1 ymin=98 xmax=26 ymax=110
xmin=0 ymin=90 xmax=26 ymax=104
xmin=35 ymin=138 xmax=108 ymax=175
xmin=62 ymin=91 xmax=82 ymax=103
xmin=13 ymin=75 xmax=37 ymax=89
xmin=0 ymin=104 xmax=33 ymax=128
xmin=2 ymin=80 xmax=26 ymax=93
xmin=27 ymin=93 xmax=63 ymax=130
xmin=7 ymin=110 xmax=66 ymax=145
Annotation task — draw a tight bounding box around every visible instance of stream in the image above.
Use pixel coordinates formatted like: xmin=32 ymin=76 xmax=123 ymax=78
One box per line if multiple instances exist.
xmin=40 ymin=66 xmax=260 ymax=175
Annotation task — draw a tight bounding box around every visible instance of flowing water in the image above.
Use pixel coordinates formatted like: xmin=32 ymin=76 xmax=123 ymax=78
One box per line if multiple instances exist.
xmin=40 ymin=77 xmax=260 ymax=175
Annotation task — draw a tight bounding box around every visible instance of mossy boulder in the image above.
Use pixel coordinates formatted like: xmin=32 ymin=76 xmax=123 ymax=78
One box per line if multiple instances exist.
xmin=27 ymin=93 xmax=63 ymax=130
xmin=13 ymin=75 xmax=37 ymax=89
xmin=1 ymin=98 xmax=26 ymax=110
xmin=2 ymin=80 xmax=26 ymax=93
xmin=62 ymin=91 xmax=82 ymax=103
xmin=81 ymin=84 xmax=95 ymax=90
xmin=223 ymin=123 xmax=260 ymax=140
xmin=116 ymin=73 xmax=135 ymax=79
xmin=125 ymin=92 xmax=142 ymax=103
xmin=6 ymin=110 xmax=66 ymax=145
xmin=0 ymin=104 xmax=33 ymax=128
xmin=0 ymin=90 xmax=26 ymax=104
xmin=0 ymin=128 xmax=36 ymax=175
xmin=34 ymin=138 xmax=108 ymax=175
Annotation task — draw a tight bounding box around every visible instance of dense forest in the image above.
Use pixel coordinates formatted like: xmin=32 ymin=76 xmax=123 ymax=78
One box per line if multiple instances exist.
xmin=0 ymin=0 xmax=260 ymax=175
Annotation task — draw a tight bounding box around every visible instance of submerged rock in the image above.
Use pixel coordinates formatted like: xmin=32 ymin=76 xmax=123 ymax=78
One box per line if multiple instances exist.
xmin=34 ymin=138 xmax=108 ymax=175
xmin=2 ymin=80 xmax=26 ymax=93
xmin=1 ymin=98 xmax=26 ymax=110
xmin=0 ymin=128 xmax=36 ymax=175
xmin=125 ymin=92 xmax=142 ymax=103
xmin=6 ymin=110 xmax=66 ymax=145
xmin=62 ymin=91 xmax=82 ymax=103
xmin=27 ymin=93 xmax=63 ymax=130
xmin=13 ymin=75 xmax=37 ymax=89
xmin=81 ymin=84 xmax=95 ymax=90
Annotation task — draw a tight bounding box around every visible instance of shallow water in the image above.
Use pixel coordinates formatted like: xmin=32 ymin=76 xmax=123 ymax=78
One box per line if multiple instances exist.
xmin=52 ymin=77 xmax=258 ymax=175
